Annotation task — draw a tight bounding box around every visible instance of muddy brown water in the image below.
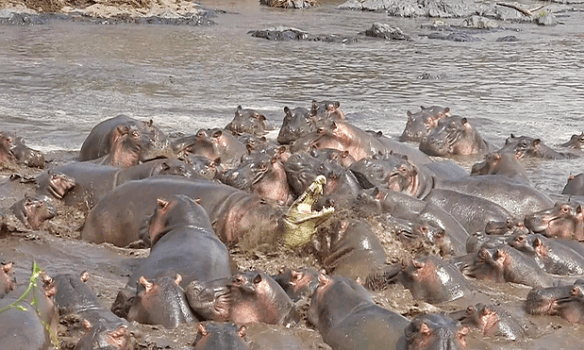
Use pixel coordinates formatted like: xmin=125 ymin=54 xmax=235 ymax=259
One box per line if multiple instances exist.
xmin=1 ymin=0 xmax=584 ymax=349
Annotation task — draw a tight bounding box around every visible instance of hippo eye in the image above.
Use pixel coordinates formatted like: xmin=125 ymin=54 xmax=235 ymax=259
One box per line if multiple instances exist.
xmin=562 ymin=206 xmax=570 ymax=213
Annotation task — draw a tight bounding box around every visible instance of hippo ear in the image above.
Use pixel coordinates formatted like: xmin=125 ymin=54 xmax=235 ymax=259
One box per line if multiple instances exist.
xmin=533 ymin=139 xmax=541 ymax=146
xmin=253 ymin=274 xmax=262 ymax=284
xmin=577 ymin=205 xmax=583 ymax=215
xmin=334 ymin=101 xmax=341 ymax=108
xmin=195 ymin=198 xmax=202 ymax=204
xmin=494 ymin=153 xmax=501 ymax=160
xmin=284 ymin=106 xmax=291 ymax=115
xmin=235 ymin=105 xmax=243 ymax=116
xmin=138 ymin=276 xmax=153 ymax=293
xmin=212 ymin=130 xmax=223 ymax=138
xmin=80 ymin=271 xmax=90 ymax=283
xmin=342 ymin=151 xmax=349 ymax=158
xmin=331 ymin=121 xmax=338 ymax=130
xmin=510 ymin=134 xmax=515 ymax=138
xmin=82 ymin=319 xmax=93 ymax=331
xmin=156 ymin=198 xmax=169 ymax=209
xmin=278 ymin=146 xmax=286 ymax=155
xmin=237 ymin=325 xmax=247 ymax=338
xmin=533 ymin=237 xmax=542 ymax=248
xmin=461 ymin=118 xmax=468 ymax=125
xmin=412 ymin=259 xmax=424 ymax=269
xmin=213 ymin=158 xmax=221 ymax=167
xmin=355 ymin=277 xmax=363 ymax=285
xmin=147 ymin=119 xmax=153 ymax=127
xmin=443 ymin=107 xmax=450 ymax=114
xmin=481 ymin=305 xmax=495 ymax=316
xmin=254 ymin=113 xmax=266 ymax=121
xmin=465 ymin=305 xmax=475 ymax=315
xmin=2 ymin=262 xmax=13 ymax=273
xmin=197 ymin=323 xmax=208 ymax=336
xmin=569 ymin=173 xmax=575 ymax=181
xmin=407 ymin=111 xmax=413 ymax=118
xmin=317 ymin=272 xmax=331 ymax=287
xmin=174 ymin=274 xmax=182 ymax=286
xmin=419 ymin=322 xmax=431 ymax=335
xmin=246 ymin=144 xmax=253 ymax=154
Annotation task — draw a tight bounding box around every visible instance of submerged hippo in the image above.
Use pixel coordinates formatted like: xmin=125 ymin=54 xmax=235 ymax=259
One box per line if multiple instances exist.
xmin=525 ymin=281 xmax=584 ymax=324
xmin=10 ymin=196 xmax=56 ymax=230
xmin=79 ymin=115 xmax=170 ymax=162
xmin=172 ymin=128 xmax=246 ymax=169
xmin=562 ymin=173 xmax=584 ymax=196
xmin=560 ymin=132 xmax=584 ymax=149
xmin=498 ymin=134 xmax=577 ymax=160
xmin=0 ymin=131 xmax=44 ymax=168
xmin=451 ymin=303 xmax=526 ymax=340
xmin=277 ymin=106 xmax=316 ymax=145
xmin=193 ymin=322 xmax=250 ymax=350
xmin=471 ymin=152 xmax=529 ymax=184
xmin=399 ymin=105 xmax=451 ymax=142
xmin=419 ymin=116 xmax=492 ymax=157
xmin=225 ymin=106 xmax=269 ymax=136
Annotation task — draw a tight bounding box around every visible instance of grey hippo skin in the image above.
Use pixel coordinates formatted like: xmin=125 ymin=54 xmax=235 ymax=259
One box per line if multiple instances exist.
xmin=419 ymin=116 xmax=493 ymax=157
xmin=192 ymin=322 xmax=250 ymax=350
xmin=225 ymin=105 xmax=269 ymax=136
xmin=0 ymin=131 xmax=45 ymax=168
xmin=308 ymin=273 xmax=410 ymax=350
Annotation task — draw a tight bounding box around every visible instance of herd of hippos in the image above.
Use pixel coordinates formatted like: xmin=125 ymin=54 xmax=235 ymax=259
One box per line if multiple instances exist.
xmin=2 ymin=100 xmax=584 ymax=350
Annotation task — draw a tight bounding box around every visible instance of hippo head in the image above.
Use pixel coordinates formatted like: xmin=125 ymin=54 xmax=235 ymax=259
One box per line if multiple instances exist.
xmin=44 ymin=171 xmax=76 ymax=200
xmin=228 ymin=270 xmax=298 ymax=326
xmin=0 ymin=131 xmax=45 ymax=168
xmin=225 ymin=106 xmax=268 ymax=136
xmin=277 ymin=106 xmax=315 ymax=145
xmin=419 ymin=116 xmax=480 ymax=157
xmin=77 ymin=319 xmax=133 ymax=350
xmin=405 ymin=313 xmax=469 ymax=350
xmin=193 ymin=322 xmax=249 ymax=350
xmin=400 ymin=106 xmax=451 ymax=142
xmin=524 ymin=202 xmax=584 ymax=240
xmin=563 ymin=132 xmax=584 ymax=149
xmin=310 ymin=99 xmax=345 ymax=123
xmin=185 ymin=278 xmax=231 ymax=322
xmin=11 ymin=196 xmax=56 ymax=230
xmin=484 ymin=218 xmax=528 ymax=236
xmin=127 ymin=275 xmax=195 ymax=328
xmin=461 ymin=248 xmax=506 ymax=283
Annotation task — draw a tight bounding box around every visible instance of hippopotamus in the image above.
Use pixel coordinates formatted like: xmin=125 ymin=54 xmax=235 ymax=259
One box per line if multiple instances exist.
xmin=172 ymin=128 xmax=246 ymax=169
xmin=52 ymin=271 xmax=136 ymax=349
xmin=435 ymin=175 xmax=554 ymax=219
xmin=310 ymin=99 xmax=345 ymax=123
xmin=0 ymin=269 xmax=58 ymax=350
xmin=498 ymin=134 xmax=578 ymax=160
xmin=10 ymin=196 xmax=56 ymax=230
xmin=293 ymin=121 xmax=387 ymax=161
xmin=308 ymin=273 xmax=409 ymax=350
xmin=185 ymin=277 xmax=232 ymax=321
xmin=89 ymin=123 xmax=144 ymax=168
xmin=471 ymin=152 xmax=529 ymax=184
xmin=355 ymin=187 xmax=467 ymax=255
xmin=127 ymin=195 xmax=232 ymax=287
xmin=127 ymin=275 xmax=196 ymax=328
xmin=82 ymin=175 xmax=333 ymax=249
xmin=271 ymin=267 xmax=319 ymax=302
xmin=225 ymin=106 xmax=269 ymax=136
xmin=0 ymin=131 xmax=44 ymax=168
xmin=405 ymin=313 xmax=470 ymax=350
xmin=277 ymin=106 xmax=315 ymax=145
xmin=0 ymin=261 xmax=15 ymax=297
xmin=524 ymin=202 xmax=584 ymax=241
xmin=460 ymin=245 xmax=555 ymax=288
xmin=74 ymin=319 xmax=133 ymax=350
xmin=562 ymin=173 xmax=584 ymax=196
xmin=366 ymin=131 xmax=433 ymax=165
xmin=512 ymin=234 xmax=584 ymax=275
xmin=218 ymin=151 xmax=291 ymax=204
xmin=399 ymin=105 xmax=451 ymax=142
xmin=79 ymin=115 xmax=170 ymax=162
xmin=193 ymin=322 xmax=250 ymax=350
xmin=451 ymin=303 xmax=526 ymax=340
xmin=525 ymin=281 xmax=584 ymax=324
xmin=36 ymin=158 xmax=197 ymax=211
xmin=423 ymin=188 xmax=513 ymax=236
xmin=560 ymin=132 xmax=584 ymax=149
xmin=419 ymin=116 xmax=493 ymax=157
xmin=228 ymin=270 xmax=299 ymax=326
xmin=484 ymin=218 xmax=529 ymax=236
xmin=313 ymin=219 xmax=387 ymax=280
xmin=465 ymin=232 xmax=507 ymax=254
xmin=309 ymin=147 xmax=355 ymax=167
xmin=182 ymin=154 xmax=221 ymax=180
xmin=284 ymin=152 xmax=361 ymax=198
xmin=349 ymin=153 xmax=433 ymax=198
xmin=366 ymin=255 xmax=474 ymax=304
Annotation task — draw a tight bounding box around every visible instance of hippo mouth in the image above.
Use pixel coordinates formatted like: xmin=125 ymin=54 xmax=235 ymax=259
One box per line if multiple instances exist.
xmin=213 ymin=290 xmax=232 ymax=321
xmin=387 ymin=168 xmax=418 ymax=197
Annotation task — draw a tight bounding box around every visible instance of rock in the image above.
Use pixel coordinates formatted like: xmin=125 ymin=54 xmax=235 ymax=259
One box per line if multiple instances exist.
xmin=536 ymin=13 xmax=558 ymax=26
xmin=260 ymin=0 xmax=317 ymax=8
xmin=426 ymin=32 xmax=482 ymax=41
xmin=496 ymin=35 xmax=519 ymax=42
xmin=249 ymin=27 xmax=359 ymax=43
xmin=362 ymin=22 xmax=411 ymax=40
xmin=339 ymin=0 xmax=483 ymax=18
xmin=460 ymin=15 xmax=499 ymax=29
